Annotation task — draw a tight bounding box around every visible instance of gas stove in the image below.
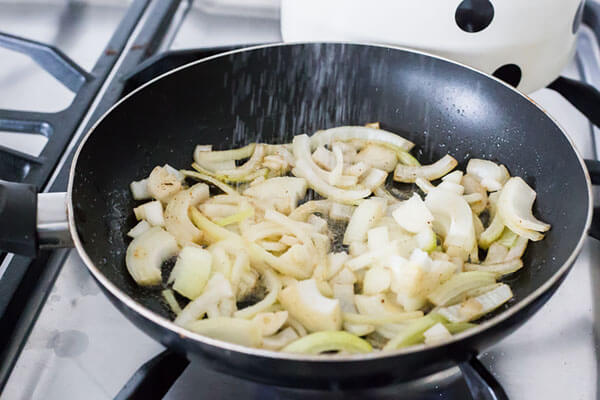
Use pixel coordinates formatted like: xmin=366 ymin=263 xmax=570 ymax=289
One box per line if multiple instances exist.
xmin=1 ymin=1 xmax=599 ymax=399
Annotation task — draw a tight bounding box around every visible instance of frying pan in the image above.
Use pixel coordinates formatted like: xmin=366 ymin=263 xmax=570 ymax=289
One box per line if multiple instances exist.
xmin=0 ymin=43 xmax=594 ymax=399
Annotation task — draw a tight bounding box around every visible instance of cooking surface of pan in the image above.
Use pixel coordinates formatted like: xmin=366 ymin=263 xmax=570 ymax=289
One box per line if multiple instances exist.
xmin=68 ymin=44 xmax=589 ymax=385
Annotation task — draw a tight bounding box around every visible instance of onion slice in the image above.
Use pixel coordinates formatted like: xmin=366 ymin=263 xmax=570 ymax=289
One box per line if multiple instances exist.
xmin=194 ymin=143 xmax=256 ymax=164
xmin=234 ymin=269 xmax=281 ymax=319
xmin=310 ymin=126 xmax=414 ymax=152
xmin=282 ymin=331 xmax=372 ymax=354
xmin=293 ymin=158 xmax=371 ymax=203
xmin=427 ymin=271 xmax=496 ymax=306
xmin=425 ymin=188 xmax=476 ymax=260
xmin=497 ymin=177 xmax=550 ymax=241
xmin=464 ymin=258 xmax=523 ymax=277
xmin=437 ymin=284 xmax=513 ymax=323
xmin=186 ymin=317 xmax=262 ymax=347
xmin=383 ymin=313 xmax=446 ymax=350
xmin=394 ymin=155 xmax=457 ymax=183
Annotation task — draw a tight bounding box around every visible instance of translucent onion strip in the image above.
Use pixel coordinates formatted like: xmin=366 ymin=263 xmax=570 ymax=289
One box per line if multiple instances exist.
xmin=394 ymin=155 xmax=458 ymax=183
xmin=234 ymin=270 xmax=281 ymax=319
xmin=310 ymin=126 xmax=414 ymax=152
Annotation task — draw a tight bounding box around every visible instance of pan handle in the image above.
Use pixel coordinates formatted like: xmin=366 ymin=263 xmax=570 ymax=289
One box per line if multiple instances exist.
xmin=547 ymin=76 xmax=600 ymax=128
xmin=0 ymin=180 xmax=38 ymax=257
xmin=583 ymin=160 xmax=600 ymax=240
xmin=459 ymin=355 xmax=509 ymax=400
xmin=115 ymin=349 xmax=189 ymax=400
xmin=0 ymin=180 xmax=71 ymax=257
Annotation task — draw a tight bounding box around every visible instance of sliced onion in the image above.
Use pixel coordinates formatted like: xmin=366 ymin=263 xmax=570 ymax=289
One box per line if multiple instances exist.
xmin=288 ymin=200 xmax=331 ymax=221
xmin=170 ymin=246 xmax=213 ymax=300
xmin=427 ymin=271 xmax=496 ymax=306
xmin=186 ymin=317 xmax=262 ymax=347
xmin=164 ymin=183 xmax=209 ymax=246
xmin=415 ymin=177 xmax=436 ymax=194
xmin=293 ymin=158 xmax=370 ymax=204
xmin=373 ymin=186 xmax=399 ymax=203
xmin=461 ymin=174 xmax=487 ymax=215
xmin=361 ymin=168 xmax=388 ymax=190
xmin=194 ymin=143 xmax=255 ymax=164
xmin=497 ymin=228 xmax=518 ymax=248
xmin=442 ymin=171 xmax=463 ymax=184
xmin=423 ymin=322 xmax=452 ymax=345
xmin=234 ymin=269 xmax=281 ymax=319
xmin=346 ymin=161 xmax=369 ymax=177
xmin=392 ymin=193 xmax=433 ymax=233
xmin=262 ymin=327 xmax=299 ymax=350
xmin=182 ymin=169 xmax=240 ymax=197
xmin=130 ymin=178 xmax=151 ymax=200
xmin=329 ymin=143 xmax=345 ymax=185
xmin=133 ymin=200 xmax=165 ymax=227
xmin=310 ymin=126 xmax=414 ymax=152
xmin=282 ymin=331 xmax=372 ymax=354
xmin=252 ymin=311 xmax=288 ymax=336
xmin=312 ymin=145 xmax=335 ymax=170
xmin=199 ymin=203 xmax=239 ymax=219
xmin=243 ymin=177 xmax=307 ymax=210
xmin=472 ymin=213 xmax=484 ymax=240
xmin=344 ymin=322 xmax=375 ymax=336
xmin=382 ymin=313 xmax=446 ymax=350
xmin=326 ymin=252 xmax=350 ymax=280
xmin=506 ymin=236 xmax=529 ymax=260
xmin=294 ymin=135 xmax=357 ymax=185
xmin=279 ymin=279 xmax=342 ymax=332
xmin=175 ymin=273 xmax=234 ymax=326
xmin=497 ymin=177 xmax=550 ymax=241
xmin=285 ymin=316 xmax=308 ymax=337
xmin=215 ymin=206 xmax=254 ymax=227
xmin=192 ymin=162 xmax=268 ymax=183
xmin=483 ymin=243 xmax=509 ymax=264
xmin=127 ymin=220 xmax=151 ymax=238
xmin=394 ymin=155 xmax=457 ymax=183
xmin=264 ymin=210 xmax=314 ymax=248
xmin=332 ymin=283 xmax=357 ymax=313
xmin=162 ymin=289 xmax=182 ymax=315
xmin=329 ymin=202 xmax=355 ymax=221
xmin=478 ymin=213 xmax=504 ymax=250
xmin=343 ymin=311 xmax=423 ymax=325
xmin=397 ymin=151 xmax=421 ymax=167
xmin=355 ymin=144 xmax=398 ymax=172
xmin=425 ymin=188 xmax=476 ymax=260
xmin=437 ymin=181 xmax=464 ymax=195
xmin=363 ymin=266 xmax=392 ymax=295
xmin=190 ymin=207 xmax=310 ymax=278
xmin=466 ymin=159 xmax=509 ymax=191
xmin=465 ymin=258 xmax=523 ymax=277
xmin=125 ymin=227 xmax=178 ymax=286
xmin=147 ymin=166 xmax=183 ymax=203
xmin=444 ymin=321 xmax=476 ymax=334
xmin=257 ymin=240 xmax=288 ymax=252
xmin=463 ymin=193 xmax=484 ymax=204
xmin=343 ymin=197 xmax=386 ymax=244
xmin=243 ymin=221 xmax=288 ymax=242
xmin=437 ymin=284 xmax=513 ymax=323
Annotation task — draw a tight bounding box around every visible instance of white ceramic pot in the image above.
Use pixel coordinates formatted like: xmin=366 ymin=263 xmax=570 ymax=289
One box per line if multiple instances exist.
xmin=281 ymin=0 xmax=584 ymax=93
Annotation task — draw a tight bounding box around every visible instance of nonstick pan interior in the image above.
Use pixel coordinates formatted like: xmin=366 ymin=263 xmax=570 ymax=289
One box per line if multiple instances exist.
xmin=71 ymin=43 xmax=589 ymax=328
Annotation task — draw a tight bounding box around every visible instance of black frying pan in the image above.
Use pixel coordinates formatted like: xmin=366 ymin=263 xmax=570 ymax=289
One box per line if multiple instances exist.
xmin=0 ymin=43 xmax=593 ymax=399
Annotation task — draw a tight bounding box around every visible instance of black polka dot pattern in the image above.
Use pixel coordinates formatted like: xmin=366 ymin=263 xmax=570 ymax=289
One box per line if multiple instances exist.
xmin=455 ymin=0 xmax=495 ymax=33
xmin=573 ymin=1 xmax=584 ymax=34
xmin=493 ymin=64 xmax=522 ymax=88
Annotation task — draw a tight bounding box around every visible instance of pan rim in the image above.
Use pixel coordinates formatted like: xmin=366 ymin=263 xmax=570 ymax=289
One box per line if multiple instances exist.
xmin=67 ymin=41 xmax=593 ymax=363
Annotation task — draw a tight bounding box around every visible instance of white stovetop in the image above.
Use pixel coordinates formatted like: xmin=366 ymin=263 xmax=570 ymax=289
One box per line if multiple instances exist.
xmin=1 ymin=2 xmax=599 ymax=399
